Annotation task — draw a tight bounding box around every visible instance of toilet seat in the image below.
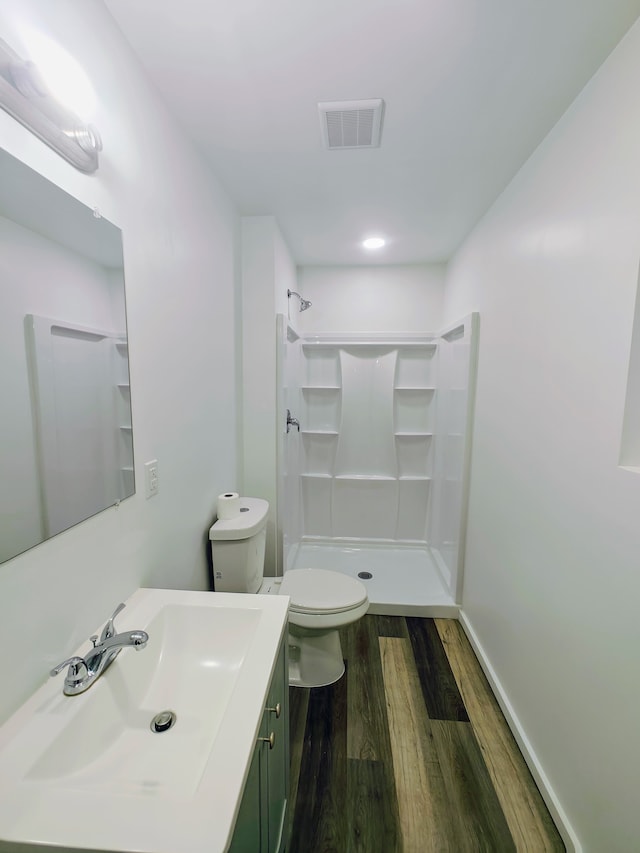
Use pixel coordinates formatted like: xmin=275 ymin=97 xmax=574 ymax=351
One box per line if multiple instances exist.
xmin=280 ymin=568 xmax=368 ymax=615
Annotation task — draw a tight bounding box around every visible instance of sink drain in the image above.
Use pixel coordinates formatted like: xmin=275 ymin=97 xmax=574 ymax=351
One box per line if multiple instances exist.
xmin=358 ymin=571 xmax=373 ymax=580
xmin=150 ymin=710 xmax=176 ymax=733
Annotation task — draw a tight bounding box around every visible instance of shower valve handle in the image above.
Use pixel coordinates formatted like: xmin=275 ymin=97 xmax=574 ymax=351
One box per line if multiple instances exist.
xmin=286 ymin=409 xmax=300 ymax=433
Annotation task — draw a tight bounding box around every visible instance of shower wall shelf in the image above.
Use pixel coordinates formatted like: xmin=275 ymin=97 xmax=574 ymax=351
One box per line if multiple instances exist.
xmin=395 ymin=431 xmax=433 ymax=439
xmin=114 ymin=338 xmax=134 ymax=501
xmin=302 ymin=340 xmax=437 ymax=348
xmin=302 ymin=472 xmax=431 ymax=481
xmin=335 ymin=474 xmax=396 ymax=481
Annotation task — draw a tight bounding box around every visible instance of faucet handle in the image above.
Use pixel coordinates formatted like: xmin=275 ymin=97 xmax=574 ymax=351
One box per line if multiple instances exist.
xmin=99 ymin=602 xmax=126 ymax=642
xmin=50 ymin=656 xmax=88 ymax=679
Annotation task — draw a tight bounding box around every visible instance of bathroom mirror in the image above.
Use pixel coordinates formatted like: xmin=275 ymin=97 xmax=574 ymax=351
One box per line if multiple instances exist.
xmin=0 ymin=147 xmax=134 ymax=565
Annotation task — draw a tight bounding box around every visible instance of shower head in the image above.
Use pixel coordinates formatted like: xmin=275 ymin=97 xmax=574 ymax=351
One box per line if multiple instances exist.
xmin=287 ymin=289 xmax=312 ymax=312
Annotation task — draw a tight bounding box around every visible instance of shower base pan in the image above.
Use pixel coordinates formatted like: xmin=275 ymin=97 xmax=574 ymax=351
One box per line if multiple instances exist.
xmin=288 ymin=540 xmax=459 ymax=618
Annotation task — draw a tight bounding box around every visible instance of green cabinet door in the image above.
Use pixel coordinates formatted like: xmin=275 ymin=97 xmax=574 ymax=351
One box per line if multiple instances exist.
xmin=229 ymin=635 xmax=289 ymax=853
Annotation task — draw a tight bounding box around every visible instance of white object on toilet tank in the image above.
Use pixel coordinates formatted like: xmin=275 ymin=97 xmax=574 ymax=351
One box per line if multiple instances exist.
xmin=216 ymin=491 xmax=241 ymax=519
xmin=209 ymin=497 xmax=269 ymax=593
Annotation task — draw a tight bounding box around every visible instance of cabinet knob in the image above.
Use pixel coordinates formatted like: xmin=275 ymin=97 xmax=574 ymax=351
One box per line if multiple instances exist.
xmin=266 ymin=702 xmax=281 ymax=719
xmin=259 ymin=732 xmax=276 ymax=750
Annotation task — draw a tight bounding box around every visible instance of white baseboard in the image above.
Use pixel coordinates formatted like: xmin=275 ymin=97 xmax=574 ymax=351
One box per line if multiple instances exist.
xmin=458 ymin=610 xmax=581 ymax=853
xmin=367 ymin=602 xmax=460 ymax=618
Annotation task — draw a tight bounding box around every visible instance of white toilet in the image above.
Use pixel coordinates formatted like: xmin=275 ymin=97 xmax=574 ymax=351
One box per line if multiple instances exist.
xmin=209 ymin=497 xmax=369 ymax=688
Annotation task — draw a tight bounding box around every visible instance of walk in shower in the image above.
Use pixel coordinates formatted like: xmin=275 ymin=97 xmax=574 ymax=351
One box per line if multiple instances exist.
xmin=277 ymin=314 xmax=478 ymax=616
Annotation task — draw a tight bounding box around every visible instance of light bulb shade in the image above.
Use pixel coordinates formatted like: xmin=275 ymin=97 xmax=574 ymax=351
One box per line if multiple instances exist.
xmin=0 ymin=37 xmax=101 ymax=173
xmin=362 ymin=237 xmax=386 ymax=249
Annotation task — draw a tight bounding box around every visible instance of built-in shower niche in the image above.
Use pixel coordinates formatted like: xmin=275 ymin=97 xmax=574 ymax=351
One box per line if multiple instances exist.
xmin=27 ymin=315 xmax=134 ymax=540
xmin=393 ymin=343 xmax=436 ymax=481
xmin=300 ymin=344 xmax=341 ymax=476
xmin=394 ymin=344 xmax=436 ymax=387
xmin=394 ymin=387 xmax=435 ymax=432
xmin=301 ymin=432 xmax=338 ymax=476
xmin=303 ymin=344 xmax=341 ymax=386
xmin=299 ymin=343 xmax=341 ymax=537
xmin=301 ymin=387 xmax=341 ymax=432
xmin=301 ymin=344 xmax=341 ymax=434
xmin=392 ymin=344 xmax=436 ymax=541
xmin=395 ymin=433 xmax=433 ymax=478
xmin=114 ymin=339 xmax=134 ymax=497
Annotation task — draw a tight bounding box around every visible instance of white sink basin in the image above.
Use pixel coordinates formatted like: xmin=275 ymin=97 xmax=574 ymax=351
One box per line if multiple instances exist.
xmin=0 ymin=588 xmax=289 ymax=853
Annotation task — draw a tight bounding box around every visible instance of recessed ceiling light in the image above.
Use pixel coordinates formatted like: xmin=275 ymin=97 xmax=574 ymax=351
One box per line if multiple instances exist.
xmin=362 ymin=237 xmax=385 ymax=249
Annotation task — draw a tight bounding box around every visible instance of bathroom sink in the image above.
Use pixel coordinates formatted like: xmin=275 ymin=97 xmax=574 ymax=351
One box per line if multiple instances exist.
xmin=0 ymin=588 xmax=289 ymax=853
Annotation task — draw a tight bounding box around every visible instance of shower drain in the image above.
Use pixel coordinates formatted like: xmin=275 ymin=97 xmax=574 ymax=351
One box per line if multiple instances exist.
xmin=358 ymin=571 xmax=373 ymax=580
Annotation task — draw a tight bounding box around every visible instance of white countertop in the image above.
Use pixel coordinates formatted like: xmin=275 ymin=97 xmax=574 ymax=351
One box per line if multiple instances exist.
xmin=0 ymin=587 xmax=289 ymax=853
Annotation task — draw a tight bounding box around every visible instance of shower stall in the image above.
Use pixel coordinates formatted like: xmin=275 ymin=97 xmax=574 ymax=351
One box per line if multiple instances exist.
xmin=277 ymin=313 xmax=478 ymax=616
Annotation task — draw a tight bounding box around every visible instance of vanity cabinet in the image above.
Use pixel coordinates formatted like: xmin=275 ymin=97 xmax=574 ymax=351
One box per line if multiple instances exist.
xmin=229 ymin=638 xmax=289 ymax=853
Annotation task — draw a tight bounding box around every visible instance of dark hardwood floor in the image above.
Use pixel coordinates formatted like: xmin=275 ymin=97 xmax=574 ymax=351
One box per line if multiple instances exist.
xmin=287 ymin=615 xmax=564 ymax=853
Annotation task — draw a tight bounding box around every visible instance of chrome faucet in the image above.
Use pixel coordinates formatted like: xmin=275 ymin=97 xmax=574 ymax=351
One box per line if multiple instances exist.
xmin=286 ymin=409 xmax=300 ymax=433
xmin=50 ymin=603 xmax=149 ymax=696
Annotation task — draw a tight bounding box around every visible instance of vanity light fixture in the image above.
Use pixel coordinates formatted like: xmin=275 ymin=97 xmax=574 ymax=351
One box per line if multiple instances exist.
xmin=0 ymin=36 xmax=102 ymax=173
xmin=362 ymin=236 xmax=386 ymax=249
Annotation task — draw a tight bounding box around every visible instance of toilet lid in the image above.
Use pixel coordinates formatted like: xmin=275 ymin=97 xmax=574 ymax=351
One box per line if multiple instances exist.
xmin=280 ymin=569 xmax=368 ymax=615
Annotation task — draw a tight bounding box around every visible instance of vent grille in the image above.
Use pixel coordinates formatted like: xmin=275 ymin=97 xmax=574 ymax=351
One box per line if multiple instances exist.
xmin=319 ymin=99 xmax=384 ymax=150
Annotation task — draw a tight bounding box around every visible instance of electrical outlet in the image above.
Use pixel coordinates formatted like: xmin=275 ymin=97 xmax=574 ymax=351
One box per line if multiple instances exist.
xmin=144 ymin=459 xmax=159 ymax=498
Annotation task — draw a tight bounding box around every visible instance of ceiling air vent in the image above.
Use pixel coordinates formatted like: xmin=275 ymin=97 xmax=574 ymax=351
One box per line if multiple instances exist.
xmin=318 ymin=99 xmax=384 ymax=150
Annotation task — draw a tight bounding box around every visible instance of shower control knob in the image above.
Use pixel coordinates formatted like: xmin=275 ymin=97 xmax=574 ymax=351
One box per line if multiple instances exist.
xmin=286 ymin=409 xmax=300 ymax=433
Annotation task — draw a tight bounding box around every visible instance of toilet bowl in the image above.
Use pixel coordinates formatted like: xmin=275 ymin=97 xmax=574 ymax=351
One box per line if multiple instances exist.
xmin=278 ymin=568 xmax=369 ymax=688
xmin=209 ymin=498 xmax=369 ymax=688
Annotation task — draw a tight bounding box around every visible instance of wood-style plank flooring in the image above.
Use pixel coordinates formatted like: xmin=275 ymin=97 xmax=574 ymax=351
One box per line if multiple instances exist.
xmin=288 ymin=615 xmax=564 ymax=853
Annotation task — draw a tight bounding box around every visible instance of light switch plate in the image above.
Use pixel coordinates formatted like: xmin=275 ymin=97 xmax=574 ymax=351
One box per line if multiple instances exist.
xmin=144 ymin=459 xmax=159 ymax=498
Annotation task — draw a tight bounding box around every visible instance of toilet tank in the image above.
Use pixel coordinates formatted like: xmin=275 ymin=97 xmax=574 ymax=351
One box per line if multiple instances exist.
xmin=209 ymin=497 xmax=269 ymax=593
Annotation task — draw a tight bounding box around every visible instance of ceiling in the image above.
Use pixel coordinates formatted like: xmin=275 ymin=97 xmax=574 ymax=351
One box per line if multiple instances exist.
xmin=104 ymin=0 xmax=640 ymax=266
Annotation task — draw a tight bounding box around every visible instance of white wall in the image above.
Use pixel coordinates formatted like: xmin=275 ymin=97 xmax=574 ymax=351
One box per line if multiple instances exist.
xmin=0 ymin=0 xmax=239 ymax=724
xmin=297 ymin=264 xmax=446 ymax=333
xmin=444 ymin=19 xmax=640 ymax=853
xmin=241 ymin=216 xmax=297 ymax=575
